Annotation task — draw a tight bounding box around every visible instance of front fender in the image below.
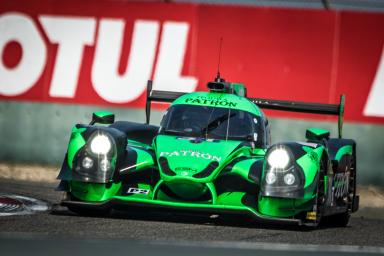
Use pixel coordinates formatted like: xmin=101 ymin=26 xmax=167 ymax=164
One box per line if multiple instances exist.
xmin=258 ymin=142 xmax=326 ymax=217
xmin=58 ymin=124 xmax=127 ymax=183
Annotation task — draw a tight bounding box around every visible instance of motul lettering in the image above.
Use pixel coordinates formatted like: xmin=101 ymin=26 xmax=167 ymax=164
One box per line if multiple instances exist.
xmin=1 ymin=7 xmax=384 ymax=123
xmin=0 ymin=12 xmax=198 ymax=102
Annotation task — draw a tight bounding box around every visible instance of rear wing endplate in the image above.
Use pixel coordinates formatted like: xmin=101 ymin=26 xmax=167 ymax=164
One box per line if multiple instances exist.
xmin=145 ymin=80 xmax=345 ymax=138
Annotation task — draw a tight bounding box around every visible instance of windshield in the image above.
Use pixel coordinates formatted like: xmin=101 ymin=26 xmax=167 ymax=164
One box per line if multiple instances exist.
xmin=159 ymin=104 xmax=262 ymax=143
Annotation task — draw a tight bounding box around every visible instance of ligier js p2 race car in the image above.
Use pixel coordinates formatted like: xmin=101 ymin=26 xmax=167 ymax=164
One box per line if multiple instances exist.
xmin=57 ymin=76 xmax=359 ymax=227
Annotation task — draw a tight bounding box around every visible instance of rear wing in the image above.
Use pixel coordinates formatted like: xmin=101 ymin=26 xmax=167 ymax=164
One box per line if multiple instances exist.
xmin=145 ymin=80 xmax=345 ymax=138
xmin=145 ymin=80 xmax=186 ymax=124
xmin=249 ymin=96 xmax=345 ymax=138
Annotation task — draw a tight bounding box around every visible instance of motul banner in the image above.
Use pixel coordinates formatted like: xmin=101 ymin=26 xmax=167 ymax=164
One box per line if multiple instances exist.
xmin=1 ymin=0 xmax=384 ymax=123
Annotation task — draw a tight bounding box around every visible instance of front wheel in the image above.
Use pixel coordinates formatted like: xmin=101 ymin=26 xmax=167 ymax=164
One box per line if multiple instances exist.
xmin=323 ymin=212 xmax=350 ymax=227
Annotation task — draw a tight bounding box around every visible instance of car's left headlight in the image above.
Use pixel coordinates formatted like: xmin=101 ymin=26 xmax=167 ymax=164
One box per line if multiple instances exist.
xmin=90 ymin=134 xmax=112 ymax=155
xmin=72 ymin=130 xmax=117 ymax=183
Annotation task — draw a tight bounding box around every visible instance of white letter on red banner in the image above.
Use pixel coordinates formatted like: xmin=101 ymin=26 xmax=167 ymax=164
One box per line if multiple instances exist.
xmin=40 ymin=16 xmax=96 ymax=98
xmin=153 ymin=22 xmax=197 ymax=92
xmin=0 ymin=13 xmax=47 ymax=96
xmin=92 ymin=19 xmax=159 ymax=103
xmin=364 ymin=48 xmax=384 ymax=117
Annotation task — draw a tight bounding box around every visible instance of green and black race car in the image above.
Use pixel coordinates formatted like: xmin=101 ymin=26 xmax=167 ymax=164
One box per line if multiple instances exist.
xmin=57 ymin=75 xmax=359 ymax=227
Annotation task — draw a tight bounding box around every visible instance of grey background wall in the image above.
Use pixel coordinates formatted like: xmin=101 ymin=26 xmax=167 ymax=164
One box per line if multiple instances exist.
xmin=1 ymin=100 xmax=383 ymax=185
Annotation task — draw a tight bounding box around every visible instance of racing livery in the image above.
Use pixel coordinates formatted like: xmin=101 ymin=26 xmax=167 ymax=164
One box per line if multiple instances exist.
xmin=57 ymin=76 xmax=359 ymax=227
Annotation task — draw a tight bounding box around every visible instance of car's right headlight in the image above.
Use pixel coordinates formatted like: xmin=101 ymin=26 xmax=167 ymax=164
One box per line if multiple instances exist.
xmin=261 ymin=145 xmax=305 ymax=198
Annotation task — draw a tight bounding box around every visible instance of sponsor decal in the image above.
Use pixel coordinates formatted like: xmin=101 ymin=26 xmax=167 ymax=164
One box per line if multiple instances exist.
xmin=333 ymin=173 xmax=349 ymax=198
xmin=175 ymin=167 xmax=197 ymax=173
xmin=306 ymin=211 xmax=317 ymax=221
xmin=160 ymin=150 xmax=222 ymax=162
xmin=1 ymin=2 xmax=384 ymax=123
xmin=185 ymin=96 xmax=237 ymax=107
xmin=127 ymin=187 xmax=150 ymax=195
xmin=0 ymin=12 xmax=197 ymax=102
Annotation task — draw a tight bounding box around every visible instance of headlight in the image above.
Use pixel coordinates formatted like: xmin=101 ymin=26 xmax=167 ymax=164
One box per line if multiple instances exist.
xmin=284 ymin=173 xmax=295 ymax=185
xmin=267 ymin=148 xmax=290 ymax=169
xmin=265 ymin=172 xmax=277 ymax=185
xmin=99 ymin=158 xmax=111 ymax=172
xmin=82 ymin=157 xmax=94 ymax=169
xmin=90 ymin=134 xmax=111 ymax=155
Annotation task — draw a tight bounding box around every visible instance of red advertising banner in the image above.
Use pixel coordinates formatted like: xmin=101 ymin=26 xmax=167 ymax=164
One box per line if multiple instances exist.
xmin=1 ymin=0 xmax=384 ymax=123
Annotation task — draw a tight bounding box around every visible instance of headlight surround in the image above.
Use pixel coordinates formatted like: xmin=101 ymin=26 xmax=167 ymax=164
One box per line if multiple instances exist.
xmin=72 ymin=130 xmax=117 ymax=183
xmin=261 ymin=145 xmax=305 ymax=198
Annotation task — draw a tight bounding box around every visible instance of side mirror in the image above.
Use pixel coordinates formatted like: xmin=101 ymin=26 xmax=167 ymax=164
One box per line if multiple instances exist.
xmin=90 ymin=111 xmax=115 ymax=125
xmin=306 ymin=128 xmax=330 ymax=141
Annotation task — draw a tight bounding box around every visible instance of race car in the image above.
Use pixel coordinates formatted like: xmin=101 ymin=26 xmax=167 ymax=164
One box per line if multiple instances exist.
xmin=57 ymin=75 xmax=359 ymax=227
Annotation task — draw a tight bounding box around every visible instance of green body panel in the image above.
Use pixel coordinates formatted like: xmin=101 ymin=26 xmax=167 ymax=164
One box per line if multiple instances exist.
xmin=128 ymin=139 xmax=152 ymax=150
xmin=67 ymin=126 xmax=86 ymax=169
xmin=229 ymin=158 xmax=263 ymax=184
xmin=112 ymin=195 xmax=260 ymax=214
xmin=172 ymin=91 xmax=262 ymax=116
xmin=155 ymin=135 xmax=243 ymax=182
xmin=258 ymin=196 xmax=311 ymax=217
xmin=307 ymin=128 xmax=329 ymax=136
xmin=230 ymin=83 xmax=246 ymax=97
xmin=70 ymin=181 xmax=121 ymax=201
xmin=130 ymin=146 xmax=155 ymax=171
xmin=166 ymin=180 xmax=209 ymax=200
xmin=335 ymin=145 xmax=353 ymax=161
xmin=94 ymin=111 xmax=114 ymax=117
xmin=297 ymin=146 xmax=324 ymax=188
xmin=216 ymin=192 xmax=247 ymax=206
xmin=306 ymin=128 xmax=330 ymax=141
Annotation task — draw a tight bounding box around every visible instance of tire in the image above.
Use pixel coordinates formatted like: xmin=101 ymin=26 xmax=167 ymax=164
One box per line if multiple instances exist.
xmin=324 ymin=212 xmax=350 ymax=227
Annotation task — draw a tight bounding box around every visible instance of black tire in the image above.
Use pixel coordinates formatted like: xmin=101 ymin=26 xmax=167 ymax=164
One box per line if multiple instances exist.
xmin=324 ymin=212 xmax=350 ymax=227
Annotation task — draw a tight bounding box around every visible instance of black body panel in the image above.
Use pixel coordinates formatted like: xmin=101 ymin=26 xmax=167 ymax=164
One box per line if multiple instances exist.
xmin=109 ymin=121 xmax=159 ymax=146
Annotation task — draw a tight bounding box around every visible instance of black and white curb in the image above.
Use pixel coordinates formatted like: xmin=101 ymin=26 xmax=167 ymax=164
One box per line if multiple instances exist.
xmin=0 ymin=194 xmax=49 ymax=216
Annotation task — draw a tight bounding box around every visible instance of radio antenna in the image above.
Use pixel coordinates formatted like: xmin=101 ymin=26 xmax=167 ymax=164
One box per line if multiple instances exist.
xmin=215 ymin=37 xmax=223 ymax=82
